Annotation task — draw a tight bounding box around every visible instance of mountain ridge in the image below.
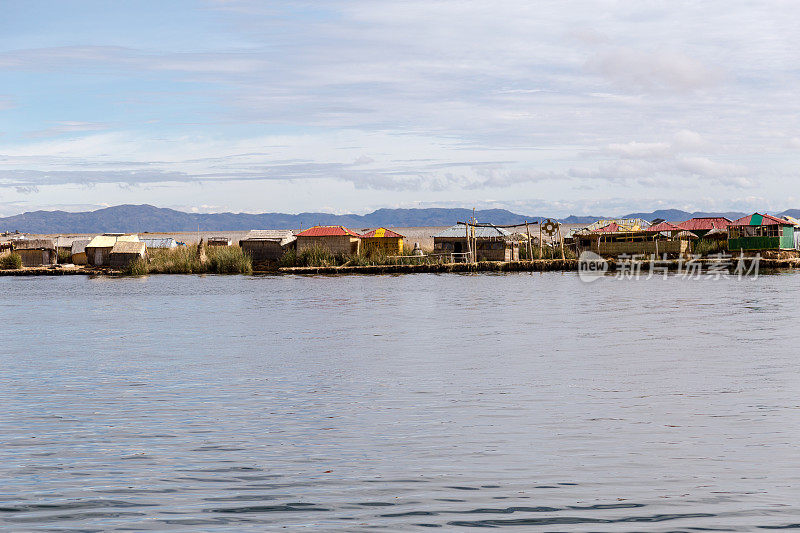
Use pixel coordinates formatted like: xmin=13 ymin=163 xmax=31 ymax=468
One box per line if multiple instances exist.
xmin=0 ymin=204 xmax=795 ymax=234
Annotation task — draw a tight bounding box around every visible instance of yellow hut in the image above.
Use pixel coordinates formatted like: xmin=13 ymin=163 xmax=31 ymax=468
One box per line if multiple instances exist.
xmin=360 ymin=228 xmax=404 ymax=256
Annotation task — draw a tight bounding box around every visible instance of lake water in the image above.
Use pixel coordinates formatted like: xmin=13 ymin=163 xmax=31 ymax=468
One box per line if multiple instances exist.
xmin=2 ymin=272 xmax=799 ymax=531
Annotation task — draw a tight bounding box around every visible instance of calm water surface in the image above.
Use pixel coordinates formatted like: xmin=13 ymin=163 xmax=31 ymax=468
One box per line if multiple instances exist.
xmin=1 ymin=272 xmax=799 ymax=531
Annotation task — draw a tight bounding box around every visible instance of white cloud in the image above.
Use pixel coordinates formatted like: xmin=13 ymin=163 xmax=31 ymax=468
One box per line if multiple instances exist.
xmin=672 ymin=130 xmax=707 ymax=151
xmin=676 ymin=156 xmax=748 ymax=181
xmin=2 ymin=1 xmax=800 ymax=215
xmin=586 ymin=47 xmax=722 ymax=93
xmin=607 ymin=141 xmax=671 ymax=159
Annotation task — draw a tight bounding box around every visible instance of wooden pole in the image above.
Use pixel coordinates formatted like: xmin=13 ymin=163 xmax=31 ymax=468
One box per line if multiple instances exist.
xmin=471 ymin=222 xmax=476 ymax=263
xmin=471 ymin=208 xmax=476 ymax=263
xmin=465 ymin=220 xmax=470 ymax=263
xmin=525 ymin=221 xmax=532 ymax=261
xmin=539 ymin=222 xmax=543 ymax=259
xmin=559 ymin=224 xmax=565 ymax=260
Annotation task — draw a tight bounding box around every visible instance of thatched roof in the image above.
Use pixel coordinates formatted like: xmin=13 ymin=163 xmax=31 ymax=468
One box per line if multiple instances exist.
xmin=14 ymin=239 xmax=55 ymax=250
xmin=110 ymin=241 xmax=146 ymax=254
xmin=86 ymin=234 xmax=139 ymax=248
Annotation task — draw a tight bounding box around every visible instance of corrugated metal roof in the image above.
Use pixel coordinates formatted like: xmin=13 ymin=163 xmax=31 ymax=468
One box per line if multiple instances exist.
xmin=361 ymin=228 xmax=405 ymax=238
xmin=86 ymin=234 xmax=139 ymax=248
xmin=296 ymin=226 xmax=361 ymax=237
xmin=243 ymin=229 xmax=293 ymax=239
xmin=140 ymin=237 xmax=177 ymax=249
xmin=730 ymin=213 xmax=792 ymax=226
xmin=14 ymin=239 xmax=55 ymax=250
xmin=433 ymin=224 xmax=512 ymax=238
xmin=677 ymin=217 xmax=732 ymax=231
xmin=592 ymin=223 xmax=620 ymax=233
xmin=241 ymin=229 xmax=296 ymax=246
xmin=645 ymin=221 xmax=683 ymax=232
xmin=110 ymin=241 xmax=146 ymax=254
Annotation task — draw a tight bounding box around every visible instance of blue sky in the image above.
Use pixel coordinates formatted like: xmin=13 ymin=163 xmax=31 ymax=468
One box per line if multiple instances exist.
xmin=1 ymin=0 xmax=799 ymax=217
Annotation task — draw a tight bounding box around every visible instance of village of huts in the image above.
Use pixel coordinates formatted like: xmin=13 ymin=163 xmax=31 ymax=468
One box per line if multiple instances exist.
xmin=3 ymin=212 xmax=800 ymax=272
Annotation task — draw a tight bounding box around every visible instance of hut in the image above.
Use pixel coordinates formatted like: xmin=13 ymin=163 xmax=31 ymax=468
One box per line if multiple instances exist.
xmin=701 ymin=227 xmax=729 ymax=243
xmin=140 ymin=237 xmax=177 ymax=249
xmin=295 ymin=226 xmax=361 ymax=255
xmin=644 ymin=221 xmax=684 ymax=236
xmin=54 ymin=236 xmax=74 ymax=256
xmin=783 ymin=216 xmax=800 ymax=249
xmin=578 ymin=224 xmax=691 ymax=257
xmin=207 ymin=236 xmax=232 ymax=247
xmin=70 ymin=239 xmax=91 ymax=265
xmin=86 ymin=233 xmax=136 ymax=265
xmin=728 ymin=213 xmax=795 ymax=251
xmin=239 ymin=230 xmax=297 ymax=262
xmin=0 ymin=241 xmax=12 ymax=258
xmin=677 ymin=217 xmax=731 ymax=237
xmin=433 ymin=224 xmax=519 ymax=262
xmin=584 ymin=218 xmax=650 ymax=232
xmin=85 ymin=234 xmax=139 ymax=266
xmin=360 ymin=228 xmax=404 ymax=256
xmin=109 ymin=241 xmax=146 ymax=269
xmin=13 ymin=239 xmax=57 ymax=266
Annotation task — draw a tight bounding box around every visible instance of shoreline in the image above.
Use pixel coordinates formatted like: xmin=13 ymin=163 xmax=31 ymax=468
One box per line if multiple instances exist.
xmin=1 ymin=257 xmax=798 ymax=276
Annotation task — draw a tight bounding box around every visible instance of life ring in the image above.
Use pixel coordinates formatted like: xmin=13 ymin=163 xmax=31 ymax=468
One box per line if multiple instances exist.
xmin=542 ymin=219 xmax=559 ymax=236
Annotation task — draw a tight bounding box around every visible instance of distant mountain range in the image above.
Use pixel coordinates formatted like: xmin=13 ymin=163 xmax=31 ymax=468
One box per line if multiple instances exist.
xmin=1 ymin=204 xmax=798 ymax=234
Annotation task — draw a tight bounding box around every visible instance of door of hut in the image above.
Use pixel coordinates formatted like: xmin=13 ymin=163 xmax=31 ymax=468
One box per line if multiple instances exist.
xmin=454 ymin=242 xmax=462 ymax=253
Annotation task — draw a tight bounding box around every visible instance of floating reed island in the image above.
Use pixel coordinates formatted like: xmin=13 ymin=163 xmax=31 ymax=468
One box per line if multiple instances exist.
xmin=2 ymin=213 xmax=800 ymax=276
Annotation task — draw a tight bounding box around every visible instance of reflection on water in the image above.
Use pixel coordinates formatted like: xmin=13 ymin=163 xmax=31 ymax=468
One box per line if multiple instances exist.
xmin=2 ymin=273 xmax=800 ymax=530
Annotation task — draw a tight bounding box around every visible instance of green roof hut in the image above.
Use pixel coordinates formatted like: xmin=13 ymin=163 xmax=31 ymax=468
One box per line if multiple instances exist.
xmin=728 ymin=213 xmax=795 ymax=251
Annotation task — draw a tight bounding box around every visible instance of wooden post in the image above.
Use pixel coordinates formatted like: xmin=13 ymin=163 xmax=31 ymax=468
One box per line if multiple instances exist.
xmin=525 ymin=221 xmax=532 ymax=261
xmin=471 ymin=223 xmax=476 ymax=263
xmin=464 ymin=221 xmax=470 ymax=263
xmin=471 ymin=208 xmax=476 ymax=264
xmin=559 ymin=225 xmax=565 ymax=261
xmin=539 ymin=221 xmax=543 ymax=259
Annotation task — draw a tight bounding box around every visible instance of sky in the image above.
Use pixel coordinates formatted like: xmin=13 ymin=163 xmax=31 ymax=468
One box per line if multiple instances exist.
xmin=1 ymin=0 xmax=799 ymax=218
